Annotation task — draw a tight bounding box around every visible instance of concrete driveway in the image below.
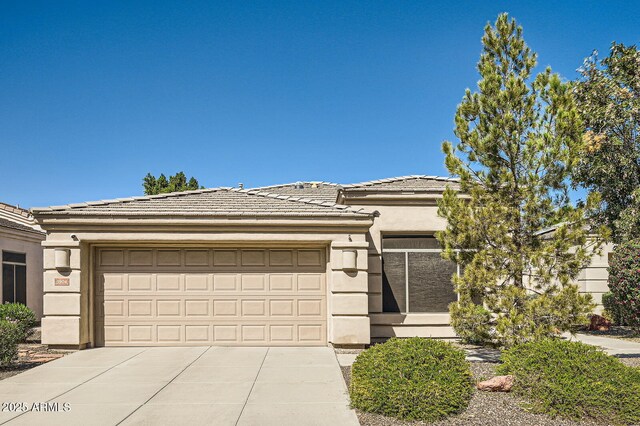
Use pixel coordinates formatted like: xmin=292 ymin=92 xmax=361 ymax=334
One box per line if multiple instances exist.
xmin=0 ymin=347 xmax=359 ymax=426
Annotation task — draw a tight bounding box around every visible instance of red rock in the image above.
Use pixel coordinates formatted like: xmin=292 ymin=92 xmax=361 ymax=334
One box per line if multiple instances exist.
xmin=588 ymin=314 xmax=611 ymax=331
xmin=477 ymin=375 xmax=514 ymax=392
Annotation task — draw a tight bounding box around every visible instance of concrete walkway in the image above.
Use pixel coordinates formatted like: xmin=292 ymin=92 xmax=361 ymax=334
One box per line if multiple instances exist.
xmin=0 ymin=347 xmax=359 ymax=426
xmin=571 ymin=333 xmax=640 ymax=357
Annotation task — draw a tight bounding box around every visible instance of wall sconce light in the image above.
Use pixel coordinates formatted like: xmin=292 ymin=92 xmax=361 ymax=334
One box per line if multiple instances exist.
xmin=54 ymin=248 xmax=71 ymax=271
xmin=343 ymin=250 xmax=357 ymax=271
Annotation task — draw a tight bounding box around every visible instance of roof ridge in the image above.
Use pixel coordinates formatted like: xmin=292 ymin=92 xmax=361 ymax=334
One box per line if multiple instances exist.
xmin=248 ymin=181 xmax=342 ymax=191
xmin=342 ymin=175 xmax=459 ymax=188
xmin=31 ymin=187 xmax=226 ymax=212
xmin=229 ymin=188 xmax=372 ymax=215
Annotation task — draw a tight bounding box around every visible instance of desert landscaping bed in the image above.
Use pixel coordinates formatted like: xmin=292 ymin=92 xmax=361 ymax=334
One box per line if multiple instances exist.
xmin=0 ymin=330 xmax=73 ymax=381
xmin=339 ymin=347 xmax=640 ymax=426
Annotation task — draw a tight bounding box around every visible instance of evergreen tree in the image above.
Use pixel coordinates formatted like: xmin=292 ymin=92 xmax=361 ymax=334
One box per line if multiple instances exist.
xmin=142 ymin=172 xmax=203 ymax=195
xmin=437 ymin=14 xmax=605 ymax=347
xmin=573 ymin=43 xmax=640 ymax=243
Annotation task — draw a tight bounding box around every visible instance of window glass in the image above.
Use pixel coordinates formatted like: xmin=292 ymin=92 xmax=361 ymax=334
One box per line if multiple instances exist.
xmin=2 ymin=264 xmax=14 ymax=303
xmin=15 ymin=265 xmax=26 ymax=305
xmin=407 ymin=252 xmax=457 ymax=312
xmin=2 ymin=251 xmax=26 ymax=263
xmin=382 ymin=252 xmax=406 ymax=312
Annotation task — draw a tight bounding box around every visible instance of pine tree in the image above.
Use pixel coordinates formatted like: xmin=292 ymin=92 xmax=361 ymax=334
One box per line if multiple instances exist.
xmin=437 ymin=14 xmax=605 ymax=347
xmin=142 ymin=172 xmax=203 ymax=195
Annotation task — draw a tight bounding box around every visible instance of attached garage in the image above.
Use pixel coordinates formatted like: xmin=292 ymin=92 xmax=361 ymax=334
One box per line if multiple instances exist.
xmin=34 ymin=187 xmax=373 ymax=349
xmin=95 ymin=247 xmax=327 ymax=346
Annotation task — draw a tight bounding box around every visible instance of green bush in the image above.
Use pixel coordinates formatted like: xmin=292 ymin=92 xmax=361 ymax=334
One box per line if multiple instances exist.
xmin=0 ymin=303 xmax=36 ymax=340
xmin=350 ymin=337 xmax=473 ymax=422
xmin=602 ymin=292 xmax=626 ymax=325
xmin=449 ymin=301 xmax=492 ymax=344
xmin=608 ymin=241 xmax=640 ymax=330
xmin=0 ymin=320 xmax=23 ymax=366
xmin=497 ymin=339 xmax=640 ymax=425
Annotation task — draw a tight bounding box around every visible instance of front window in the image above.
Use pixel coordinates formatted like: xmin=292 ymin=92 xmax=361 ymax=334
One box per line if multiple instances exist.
xmin=381 ymin=235 xmax=458 ymax=313
xmin=2 ymin=251 xmax=27 ymax=305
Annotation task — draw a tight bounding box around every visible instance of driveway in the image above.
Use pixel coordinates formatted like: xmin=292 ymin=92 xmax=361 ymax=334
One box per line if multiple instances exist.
xmin=0 ymin=347 xmax=359 ymax=426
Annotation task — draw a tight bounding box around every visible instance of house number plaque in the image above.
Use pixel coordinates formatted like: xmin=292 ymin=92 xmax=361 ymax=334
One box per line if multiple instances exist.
xmin=54 ymin=278 xmax=70 ymax=286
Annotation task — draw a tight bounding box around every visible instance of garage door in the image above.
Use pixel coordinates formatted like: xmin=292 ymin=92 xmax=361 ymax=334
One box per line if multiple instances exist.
xmin=94 ymin=247 xmax=327 ymax=346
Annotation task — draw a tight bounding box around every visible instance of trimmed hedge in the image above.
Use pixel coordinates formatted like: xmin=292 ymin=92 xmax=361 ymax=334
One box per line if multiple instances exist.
xmin=0 ymin=303 xmax=37 ymax=340
xmin=497 ymin=339 xmax=640 ymax=425
xmin=350 ymin=337 xmax=473 ymax=422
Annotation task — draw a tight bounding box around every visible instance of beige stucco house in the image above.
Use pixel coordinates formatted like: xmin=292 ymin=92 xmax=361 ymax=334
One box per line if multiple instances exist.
xmin=1 ymin=202 xmax=45 ymax=319
xmin=31 ymin=176 xmax=612 ymax=349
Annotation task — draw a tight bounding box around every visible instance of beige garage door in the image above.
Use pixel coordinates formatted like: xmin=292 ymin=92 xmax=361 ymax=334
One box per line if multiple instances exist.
xmin=94 ymin=247 xmax=327 ymax=346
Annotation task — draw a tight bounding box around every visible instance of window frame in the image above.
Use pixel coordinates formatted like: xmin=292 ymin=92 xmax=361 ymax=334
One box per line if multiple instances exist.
xmin=1 ymin=250 xmax=27 ymax=305
xmin=381 ymin=235 xmax=460 ymax=313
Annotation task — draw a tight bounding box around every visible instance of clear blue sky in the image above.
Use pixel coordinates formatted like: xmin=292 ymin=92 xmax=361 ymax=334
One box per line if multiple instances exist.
xmin=1 ymin=1 xmax=638 ymax=208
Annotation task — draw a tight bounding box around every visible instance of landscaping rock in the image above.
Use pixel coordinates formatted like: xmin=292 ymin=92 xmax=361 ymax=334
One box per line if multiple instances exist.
xmin=588 ymin=314 xmax=611 ymax=331
xmin=476 ymin=375 xmax=514 ymax=392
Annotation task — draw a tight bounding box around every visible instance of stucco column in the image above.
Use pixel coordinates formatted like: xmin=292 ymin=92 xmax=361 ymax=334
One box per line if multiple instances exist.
xmin=329 ymin=241 xmax=370 ymax=346
xmin=41 ymin=241 xmax=84 ymax=348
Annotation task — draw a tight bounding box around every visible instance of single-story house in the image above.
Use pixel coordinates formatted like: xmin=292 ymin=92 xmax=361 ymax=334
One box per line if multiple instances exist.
xmin=1 ymin=202 xmax=45 ymax=318
xmin=31 ymin=176 xmax=613 ymax=349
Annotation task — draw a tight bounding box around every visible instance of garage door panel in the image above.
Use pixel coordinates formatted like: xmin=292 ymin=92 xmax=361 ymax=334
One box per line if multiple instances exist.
xmin=269 ymin=274 xmax=294 ymax=291
xmin=96 ymin=247 xmax=327 ymax=347
xmin=213 ymin=274 xmax=238 ymax=291
xmin=184 ymin=274 xmax=208 ymax=291
xmin=184 ymin=250 xmax=209 ymax=266
xmin=157 ymin=274 xmax=180 ymax=291
xmin=129 ymin=250 xmax=153 ymax=266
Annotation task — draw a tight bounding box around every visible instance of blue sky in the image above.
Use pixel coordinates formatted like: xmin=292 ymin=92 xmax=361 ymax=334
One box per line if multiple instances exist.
xmin=1 ymin=1 xmax=639 ymax=208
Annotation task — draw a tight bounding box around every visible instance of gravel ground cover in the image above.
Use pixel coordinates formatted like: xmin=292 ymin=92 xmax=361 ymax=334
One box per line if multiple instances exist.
xmin=0 ymin=330 xmax=73 ymax=381
xmin=341 ymin=350 xmax=640 ymax=425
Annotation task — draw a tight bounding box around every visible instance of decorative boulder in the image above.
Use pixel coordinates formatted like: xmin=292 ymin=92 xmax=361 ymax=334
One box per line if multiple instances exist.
xmin=588 ymin=314 xmax=611 ymax=331
xmin=476 ymin=375 xmax=514 ymax=392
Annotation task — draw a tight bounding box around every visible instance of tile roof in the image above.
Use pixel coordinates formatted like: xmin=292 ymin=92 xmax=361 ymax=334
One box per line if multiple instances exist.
xmin=341 ymin=175 xmax=460 ymax=191
xmin=0 ymin=217 xmax=45 ymax=235
xmin=247 ymin=182 xmax=341 ymax=202
xmin=31 ymin=188 xmax=372 ymax=217
xmin=0 ymin=202 xmax=45 ymax=235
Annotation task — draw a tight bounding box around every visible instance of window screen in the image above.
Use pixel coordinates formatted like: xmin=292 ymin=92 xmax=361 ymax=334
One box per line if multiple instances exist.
xmin=382 ymin=252 xmax=405 ymax=312
xmin=381 ymin=235 xmax=458 ymax=313
xmin=407 ymin=252 xmax=457 ymax=312
xmin=383 ymin=236 xmax=440 ymax=250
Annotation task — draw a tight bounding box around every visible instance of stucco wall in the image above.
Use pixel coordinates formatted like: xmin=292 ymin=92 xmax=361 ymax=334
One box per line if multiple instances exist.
xmin=0 ymin=229 xmax=44 ymax=319
xmin=342 ymin=198 xmax=456 ymax=339
xmin=578 ymin=242 xmax=614 ymax=313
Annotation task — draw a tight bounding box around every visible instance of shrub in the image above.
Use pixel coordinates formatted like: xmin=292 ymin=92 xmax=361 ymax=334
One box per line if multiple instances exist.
xmin=602 ymin=292 xmax=626 ymax=325
xmin=350 ymin=337 xmax=473 ymax=422
xmin=0 ymin=303 xmax=36 ymax=340
xmin=497 ymin=339 xmax=640 ymax=425
xmin=0 ymin=320 xmax=23 ymax=366
xmin=608 ymin=241 xmax=640 ymax=330
xmin=449 ymin=301 xmax=492 ymax=344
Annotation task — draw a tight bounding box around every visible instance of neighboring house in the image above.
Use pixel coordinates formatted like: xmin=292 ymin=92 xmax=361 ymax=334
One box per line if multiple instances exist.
xmin=31 ymin=176 xmax=611 ymax=349
xmin=0 ymin=202 xmax=45 ymax=319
